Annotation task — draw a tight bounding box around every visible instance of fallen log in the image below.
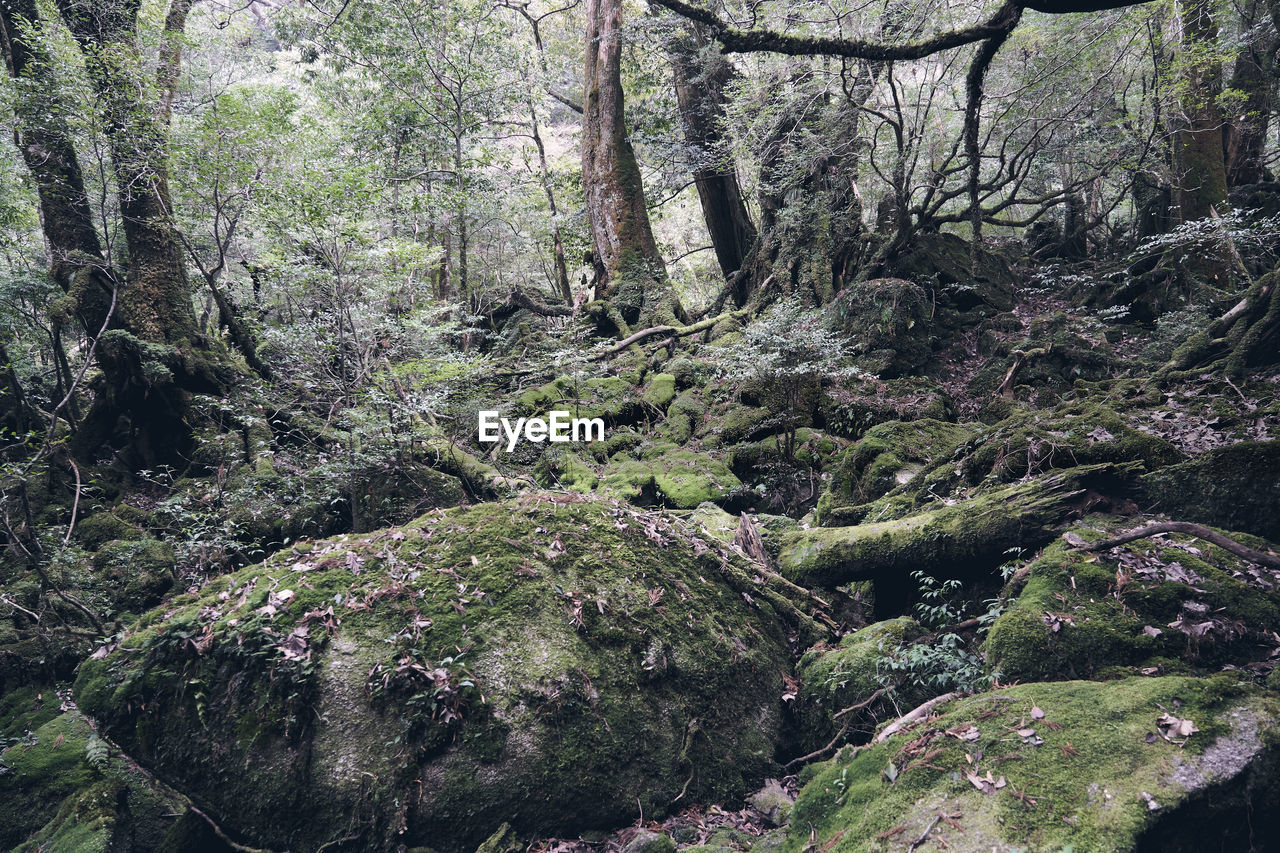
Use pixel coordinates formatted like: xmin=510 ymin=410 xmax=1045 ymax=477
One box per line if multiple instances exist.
xmin=778 ymin=463 xmax=1136 ymax=588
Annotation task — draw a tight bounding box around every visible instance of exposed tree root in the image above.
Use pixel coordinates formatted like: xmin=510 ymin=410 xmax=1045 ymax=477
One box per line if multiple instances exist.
xmin=1159 ymin=269 xmax=1279 ymax=379
xmin=874 ymin=692 xmax=962 ymax=743
xmin=592 ymin=307 xmax=752 ymax=360
xmin=1068 ymin=520 xmax=1280 ymax=568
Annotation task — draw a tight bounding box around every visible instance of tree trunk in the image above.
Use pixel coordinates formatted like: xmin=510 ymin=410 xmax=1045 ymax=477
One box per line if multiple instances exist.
xmin=582 ymin=0 xmax=681 ymax=329
xmin=1 ymin=0 xmax=115 ymax=335
xmin=668 ymin=25 xmax=757 ymax=286
xmin=1174 ymin=0 xmax=1228 ymax=222
xmin=57 ymin=0 xmax=234 ymax=465
xmin=1223 ymin=0 xmax=1278 ymax=187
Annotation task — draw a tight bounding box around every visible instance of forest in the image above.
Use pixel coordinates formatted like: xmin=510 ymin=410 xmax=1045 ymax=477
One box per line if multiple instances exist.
xmin=0 ymin=0 xmax=1278 ymax=848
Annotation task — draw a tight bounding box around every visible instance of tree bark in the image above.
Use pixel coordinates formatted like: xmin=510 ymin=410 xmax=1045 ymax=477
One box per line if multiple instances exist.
xmin=582 ymin=0 xmax=681 ymax=329
xmin=57 ymin=0 xmax=234 ymax=464
xmin=668 ymin=25 xmax=757 ymax=284
xmin=1174 ymin=0 xmax=1228 ymax=222
xmin=1223 ymin=0 xmax=1278 ymax=187
xmin=1 ymin=0 xmax=115 ymax=334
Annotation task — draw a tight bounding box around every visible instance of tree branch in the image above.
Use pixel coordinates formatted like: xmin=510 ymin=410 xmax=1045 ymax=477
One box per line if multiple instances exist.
xmin=592 ymin=307 xmax=750 ymax=359
xmin=1069 ymin=521 xmax=1280 ymax=568
xmin=649 ymin=0 xmax=1154 ymax=60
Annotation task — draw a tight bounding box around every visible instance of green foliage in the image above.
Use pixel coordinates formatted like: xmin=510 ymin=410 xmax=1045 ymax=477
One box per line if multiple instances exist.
xmin=727 ymin=300 xmax=853 ymax=460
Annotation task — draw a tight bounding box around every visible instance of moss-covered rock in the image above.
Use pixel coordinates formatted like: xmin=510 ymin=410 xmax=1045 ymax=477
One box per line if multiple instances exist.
xmin=90 ymin=539 xmax=175 ymax=612
xmin=517 ymin=376 xmax=643 ymax=425
xmin=533 ymin=448 xmax=600 ymax=492
xmin=816 ymin=377 xmax=955 ymax=441
xmin=642 ymin=374 xmax=677 ymax=410
xmin=793 ymin=618 xmax=932 ymax=753
xmin=1138 ymin=441 xmax=1280 ymax=543
xmin=659 ymin=390 xmax=706 ymax=445
xmin=74 ymin=497 xmax=791 ymax=852
xmin=780 ymin=465 xmax=1132 ymax=591
xmin=353 ymin=461 xmax=466 ymax=531
xmin=0 ymin=707 xmax=187 ymax=852
xmin=816 ymin=420 xmax=976 ymax=525
xmin=822 ymin=399 xmax=1182 ymax=526
xmin=598 ymin=446 xmax=742 ymax=509
xmin=986 ymin=517 xmax=1280 ymax=683
xmin=777 ymin=676 xmax=1279 ymax=853
xmin=826 ymin=280 xmax=932 ymax=378
xmin=75 ymin=512 xmax=145 ymax=550
xmin=885 ymin=232 xmax=1015 ymax=317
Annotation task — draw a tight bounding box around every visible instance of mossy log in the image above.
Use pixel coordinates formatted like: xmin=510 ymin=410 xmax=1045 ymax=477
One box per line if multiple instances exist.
xmin=778 ymin=463 xmax=1135 ymax=589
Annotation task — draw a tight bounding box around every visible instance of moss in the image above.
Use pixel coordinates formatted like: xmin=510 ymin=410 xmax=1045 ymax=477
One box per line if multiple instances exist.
xmin=707 ymin=404 xmax=776 ymax=447
xmin=354 ymin=462 xmax=465 ymax=530
xmin=1138 ymin=441 xmax=1280 ymax=542
xmin=533 ymin=449 xmax=599 ymax=492
xmin=780 ymin=465 xmax=1128 ymax=589
xmin=598 ymin=446 xmax=742 ymax=509
xmin=90 ymin=538 xmax=175 ymax=612
xmin=668 ymin=358 xmax=716 ymax=389
xmin=779 ymin=677 xmax=1278 ymax=853
xmin=815 ymin=420 xmax=976 ymax=524
xmin=793 ymin=618 xmax=930 ymax=752
xmin=0 ymin=712 xmax=96 ymax=847
xmin=824 ymin=279 xmax=932 ymax=378
xmin=75 ymin=512 xmax=145 ymax=550
xmin=517 ymin=376 xmax=643 ymax=425
xmin=74 ymin=496 xmax=791 ymax=852
xmin=0 ymin=685 xmax=61 ymax=740
xmin=660 ymin=390 xmax=705 ymax=445
xmin=986 ymin=517 xmax=1280 ymax=683
xmin=642 ymin=374 xmax=677 ymax=410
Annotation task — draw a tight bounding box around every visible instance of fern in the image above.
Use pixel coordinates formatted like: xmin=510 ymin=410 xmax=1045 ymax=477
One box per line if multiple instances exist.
xmin=84 ymin=734 xmax=108 ymax=771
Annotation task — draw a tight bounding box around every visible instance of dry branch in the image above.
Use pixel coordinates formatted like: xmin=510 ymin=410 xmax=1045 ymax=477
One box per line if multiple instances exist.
xmin=1069 ymin=521 xmax=1280 ymax=568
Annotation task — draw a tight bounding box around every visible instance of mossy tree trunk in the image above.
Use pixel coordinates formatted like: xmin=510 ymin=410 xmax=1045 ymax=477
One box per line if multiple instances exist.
xmin=668 ymin=25 xmax=757 ymax=291
xmin=55 ymin=0 xmax=235 ymax=465
xmin=1 ymin=0 xmax=115 ymax=335
xmin=582 ymin=0 xmax=682 ymax=330
xmin=1174 ymin=0 xmax=1228 ymax=223
xmin=1223 ymin=0 xmax=1278 ymax=187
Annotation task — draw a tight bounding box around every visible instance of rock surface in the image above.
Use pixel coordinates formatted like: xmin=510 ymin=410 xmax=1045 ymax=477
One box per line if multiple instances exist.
xmin=74 ymin=496 xmax=793 ymax=852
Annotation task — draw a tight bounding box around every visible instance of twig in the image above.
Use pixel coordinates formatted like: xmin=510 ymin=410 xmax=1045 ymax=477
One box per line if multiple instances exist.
xmin=0 ymin=593 xmax=40 ymax=622
xmin=189 ymin=805 xmax=280 ymax=853
xmin=908 ymin=814 xmax=943 ymax=851
xmin=64 ymin=454 xmax=82 ymax=546
xmin=875 ymin=692 xmax=961 ymax=743
xmin=783 ymin=720 xmax=856 ymax=771
xmin=1070 ymin=521 xmax=1280 ymax=569
xmin=833 ymin=686 xmax=890 ymax=719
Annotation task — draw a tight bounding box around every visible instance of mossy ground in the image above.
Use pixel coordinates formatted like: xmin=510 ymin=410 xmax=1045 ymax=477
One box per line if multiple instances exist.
xmin=780 ymin=676 xmax=1278 ymax=853
xmin=986 ymin=516 xmax=1280 ymax=683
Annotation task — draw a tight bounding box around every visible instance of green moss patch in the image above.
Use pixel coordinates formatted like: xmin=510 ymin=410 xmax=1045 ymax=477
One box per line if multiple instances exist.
xmin=780 ymin=677 xmax=1279 ymax=853
xmin=986 ymin=516 xmax=1280 ymax=683
xmin=75 ymin=496 xmax=791 ymax=852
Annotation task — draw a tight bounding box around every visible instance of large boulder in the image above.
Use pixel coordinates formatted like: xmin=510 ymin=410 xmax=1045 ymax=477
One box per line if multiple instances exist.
xmin=986 ymin=516 xmax=1280 ymax=684
xmin=75 ymin=496 xmax=792 ymax=852
xmin=825 ymin=279 xmax=932 ymax=378
xmin=1138 ymin=441 xmax=1280 ymax=543
xmin=779 ymin=676 xmax=1280 ymax=852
